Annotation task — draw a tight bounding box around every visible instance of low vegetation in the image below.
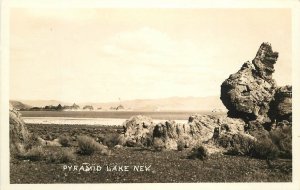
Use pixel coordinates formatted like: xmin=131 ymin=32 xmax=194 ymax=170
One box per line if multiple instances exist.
xmin=10 ymin=124 xmax=292 ymax=183
xmin=251 ymin=138 xmax=279 ymax=160
xmin=153 ymin=138 xmax=165 ymax=151
xmin=16 ymin=146 xmax=75 ymax=163
xmin=77 ymin=135 xmax=107 ymax=155
xmin=16 ymin=146 xmax=45 ymax=161
xmin=226 ymin=134 xmax=256 ymax=156
xmin=58 ymin=135 xmax=71 ymax=147
xmin=102 ymin=133 xmax=122 ymax=148
xmin=269 ymin=124 xmax=292 ymax=159
xmin=47 ymin=148 xmax=75 ymax=163
xmin=188 ymin=144 xmax=208 ymax=160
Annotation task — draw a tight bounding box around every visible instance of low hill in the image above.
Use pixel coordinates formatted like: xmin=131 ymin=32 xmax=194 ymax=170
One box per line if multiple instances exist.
xmin=12 ymin=96 xmax=226 ymax=112
xmin=17 ymin=100 xmax=70 ymax=108
xmin=82 ymin=96 xmax=226 ymax=111
xmin=9 ymin=100 xmax=32 ymax=110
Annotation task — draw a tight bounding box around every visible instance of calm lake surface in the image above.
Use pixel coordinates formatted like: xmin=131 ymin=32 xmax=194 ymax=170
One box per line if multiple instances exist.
xmin=20 ymin=110 xmax=226 ymax=120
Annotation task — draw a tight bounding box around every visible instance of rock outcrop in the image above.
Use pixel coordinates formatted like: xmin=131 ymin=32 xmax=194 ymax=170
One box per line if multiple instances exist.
xmin=269 ymin=85 xmax=292 ymax=122
xmin=220 ymin=42 xmax=292 ymax=153
xmin=121 ymin=115 xmax=155 ymax=146
xmin=9 ymin=104 xmax=32 ymax=153
xmin=120 ymin=42 xmax=292 ymax=155
xmin=152 ymin=115 xmax=245 ymax=150
xmin=221 ymin=43 xmax=278 ymax=121
xmin=121 ymin=114 xmax=247 ymax=151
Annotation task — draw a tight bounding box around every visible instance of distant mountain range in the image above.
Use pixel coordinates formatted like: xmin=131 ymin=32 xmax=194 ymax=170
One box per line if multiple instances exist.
xmin=10 ymin=96 xmax=226 ymax=111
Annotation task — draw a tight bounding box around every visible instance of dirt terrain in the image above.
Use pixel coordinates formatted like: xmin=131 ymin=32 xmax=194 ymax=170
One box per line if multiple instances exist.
xmin=10 ymin=124 xmax=292 ymax=183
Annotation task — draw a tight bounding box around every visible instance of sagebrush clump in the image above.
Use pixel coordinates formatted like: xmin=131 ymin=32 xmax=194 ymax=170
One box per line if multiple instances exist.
xmin=177 ymin=137 xmax=191 ymax=151
xmin=226 ymin=134 xmax=279 ymax=160
xmin=251 ymin=138 xmax=279 ymax=160
xmin=153 ymin=138 xmax=165 ymax=151
xmin=188 ymin=144 xmax=208 ymax=160
xmin=58 ymin=135 xmax=71 ymax=147
xmin=77 ymin=135 xmax=107 ymax=155
xmin=102 ymin=133 xmax=122 ymax=148
xmin=16 ymin=146 xmax=45 ymax=161
xmin=47 ymin=148 xmax=75 ymax=163
xmin=269 ymin=124 xmax=292 ymax=159
xmin=177 ymin=139 xmax=185 ymax=151
xmin=226 ymin=134 xmax=255 ymax=156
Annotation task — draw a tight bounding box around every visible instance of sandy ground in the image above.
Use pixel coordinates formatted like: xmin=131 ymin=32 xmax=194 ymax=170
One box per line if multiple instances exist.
xmin=23 ymin=117 xmax=187 ymax=126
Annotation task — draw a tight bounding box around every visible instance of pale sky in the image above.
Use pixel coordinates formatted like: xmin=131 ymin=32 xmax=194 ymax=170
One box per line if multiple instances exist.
xmin=10 ymin=8 xmax=292 ymax=103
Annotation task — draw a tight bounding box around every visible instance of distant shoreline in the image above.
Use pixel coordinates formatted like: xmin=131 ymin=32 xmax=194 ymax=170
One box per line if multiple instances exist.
xmin=23 ymin=117 xmax=188 ymax=126
xmin=21 ymin=110 xmax=226 ymax=126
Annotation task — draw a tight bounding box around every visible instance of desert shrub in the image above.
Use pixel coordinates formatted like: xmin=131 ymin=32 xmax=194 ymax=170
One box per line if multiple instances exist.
xmin=248 ymin=128 xmax=270 ymax=141
xmin=269 ymin=126 xmax=292 ymax=159
xmin=153 ymin=138 xmax=165 ymax=151
xmin=58 ymin=135 xmax=71 ymax=147
xmin=177 ymin=139 xmax=185 ymax=151
xmin=44 ymin=133 xmax=54 ymax=141
xmin=188 ymin=144 xmax=208 ymax=160
xmin=17 ymin=146 xmax=45 ymax=161
xmin=23 ymin=133 xmax=40 ymax=150
xmin=96 ymin=134 xmax=106 ymax=143
xmin=177 ymin=136 xmax=192 ymax=151
xmin=251 ymin=138 xmax=279 ymax=160
xmin=77 ymin=135 xmax=106 ymax=155
xmin=226 ymin=134 xmax=255 ymax=156
xmin=47 ymin=149 xmax=75 ymax=163
xmin=125 ymin=140 xmax=138 ymax=147
xmin=142 ymin=136 xmax=153 ymax=147
xmin=102 ymin=133 xmax=122 ymax=148
xmin=59 ymin=149 xmax=75 ymax=163
xmin=99 ymin=148 xmax=111 ymax=156
xmin=216 ymin=135 xmax=232 ymax=148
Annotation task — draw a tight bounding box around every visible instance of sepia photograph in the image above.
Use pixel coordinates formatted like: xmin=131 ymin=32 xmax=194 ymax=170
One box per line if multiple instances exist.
xmin=2 ymin=1 xmax=299 ymax=188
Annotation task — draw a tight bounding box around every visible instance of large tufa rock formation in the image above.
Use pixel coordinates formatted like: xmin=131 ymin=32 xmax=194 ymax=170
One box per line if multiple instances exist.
xmin=221 ymin=43 xmax=278 ymax=121
xmin=121 ymin=115 xmax=155 ymax=146
xmin=269 ymin=85 xmax=292 ymax=122
xmin=152 ymin=114 xmax=246 ymax=150
xmin=121 ymin=114 xmax=246 ymax=151
xmin=9 ymin=104 xmax=32 ymax=153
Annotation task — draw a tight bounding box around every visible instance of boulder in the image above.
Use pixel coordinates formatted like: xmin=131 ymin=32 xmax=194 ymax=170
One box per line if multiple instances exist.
xmin=220 ymin=42 xmax=278 ymax=121
xmin=269 ymin=85 xmax=292 ymax=122
xmin=121 ymin=115 xmax=155 ymax=146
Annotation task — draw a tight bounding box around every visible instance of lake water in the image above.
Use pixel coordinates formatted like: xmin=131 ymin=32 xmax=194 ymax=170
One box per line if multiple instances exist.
xmin=20 ymin=111 xmax=226 ymax=126
xmin=20 ymin=110 xmax=225 ymax=120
